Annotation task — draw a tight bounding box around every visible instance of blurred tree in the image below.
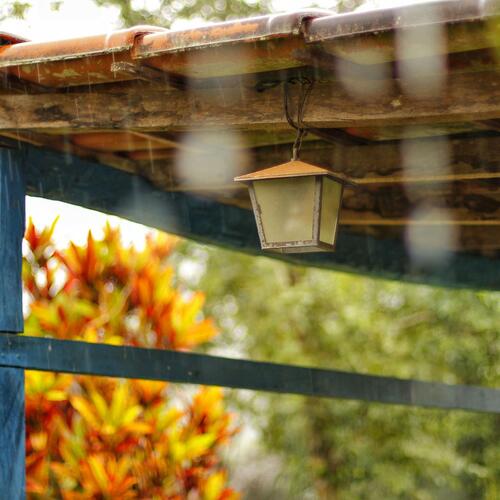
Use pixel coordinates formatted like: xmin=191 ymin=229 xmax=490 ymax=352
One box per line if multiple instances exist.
xmin=23 ymin=220 xmax=239 ymax=499
xmin=1 ymin=0 xmax=365 ymax=28
xmin=181 ymin=243 xmax=500 ymax=499
xmin=0 ymin=0 xmax=273 ymax=26
xmin=94 ymin=0 xmax=273 ymax=28
xmin=89 ymin=0 xmax=365 ymax=28
xmin=0 ymin=1 xmax=31 ymax=20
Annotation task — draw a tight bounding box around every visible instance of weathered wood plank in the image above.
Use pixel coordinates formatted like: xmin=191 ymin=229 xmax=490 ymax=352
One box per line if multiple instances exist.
xmin=348 ymin=224 xmax=500 ymax=253
xmin=0 ymin=368 xmax=25 ymax=499
xmin=1 ymin=71 xmax=500 ymax=131
xmin=0 ymin=130 xmax=139 ymax=173
xmin=0 ymin=149 xmax=24 ymax=332
xmin=341 ymin=213 xmax=500 ymax=225
xmin=131 ymin=133 xmax=500 ymax=227
xmin=342 ymin=181 xmax=500 ymax=224
xmin=1 ymin=335 xmax=500 ymax=414
xmin=0 ymin=148 xmax=26 ymax=499
xmin=133 ymin=133 xmax=500 ymax=185
xmin=251 ymin=134 xmax=500 ymax=180
xmin=201 ymin=194 xmax=500 ymax=226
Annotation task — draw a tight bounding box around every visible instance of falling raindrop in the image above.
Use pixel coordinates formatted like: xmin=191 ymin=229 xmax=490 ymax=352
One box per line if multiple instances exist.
xmin=395 ymin=3 xmax=447 ymax=99
xmin=405 ymin=204 xmax=457 ymax=270
xmin=175 ymin=129 xmax=249 ymax=190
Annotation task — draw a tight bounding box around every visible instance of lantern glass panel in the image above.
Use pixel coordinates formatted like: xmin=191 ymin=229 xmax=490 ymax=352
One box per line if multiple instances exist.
xmin=253 ymin=176 xmax=316 ymax=244
xmin=319 ymin=177 xmax=343 ymax=246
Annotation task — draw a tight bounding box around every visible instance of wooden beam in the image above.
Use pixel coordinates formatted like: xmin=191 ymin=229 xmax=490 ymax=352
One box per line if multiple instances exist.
xmin=460 ymin=226 xmax=500 ymax=252
xmin=341 ymin=180 xmax=500 ymax=224
xmin=0 ymin=150 xmax=24 ymax=332
xmin=1 ymin=335 xmax=500 ymax=413
xmin=340 ymin=213 xmax=500 ymax=225
xmin=126 ymin=133 xmax=500 ymax=227
xmin=110 ymin=61 xmax=187 ymax=90
xmin=140 ymin=169 xmax=500 ymax=190
xmin=133 ymin=133 xmax=500 ymax=182
xmin=250 ymin=134 xmax=500 ymax=180
xmin=131 ymin=133 xmax=500 ymax=200
xmin=0 ymin=148 xmax=26 ymax=499
xmin=0 ymin=369 xmax=25 ymax=499
xmin=17 ymin=141 xmax=500 ymax=290
xmin=1 ymin=71 xmax=500 ymax=131
xmin=345 ymin=225 xmax=500 ymax=253
xmin=354 ymin=171 xmax=500 ymax=184
xmin=207 ymin=198 xmax=500 ymax=226
xmin=0 ymin=71 xmax=53 ymax=95
xmin=22 ymin=135 xmax=497 ymax=228
xmin=0 ymin=130 xmax=138 ymax=174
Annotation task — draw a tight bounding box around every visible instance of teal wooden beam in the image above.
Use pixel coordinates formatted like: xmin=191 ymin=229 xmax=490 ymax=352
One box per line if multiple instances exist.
xmin=1 ymin=335 xmax=499 ymax=414
xmin=17 ymin=142 xmax=500 ymax=290
xmin=0 ymin=148 xmax=25 ymax=498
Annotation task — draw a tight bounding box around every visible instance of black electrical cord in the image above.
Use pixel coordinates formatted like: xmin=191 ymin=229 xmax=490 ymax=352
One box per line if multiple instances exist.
xmin=284 ymin=77 xmax=315 ymax=160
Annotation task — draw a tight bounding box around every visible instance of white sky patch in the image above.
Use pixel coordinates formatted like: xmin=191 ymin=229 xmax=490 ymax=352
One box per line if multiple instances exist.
xmin=268 ymin=0 xmax=336 ymax=10
xmin=26 ymin=197 xmax=154 ymax=249
xmin=2 ymin=0 xmax=121 ymax=41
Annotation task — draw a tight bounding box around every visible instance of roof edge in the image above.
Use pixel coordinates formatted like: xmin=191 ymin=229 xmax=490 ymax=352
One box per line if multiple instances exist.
xmin=0 ymin=25 xmax=167 ymax=68
xmin=306 ymin=0 xmax=500 ymax=43
xmin=135 ymin=10 xmax=333 ymax=58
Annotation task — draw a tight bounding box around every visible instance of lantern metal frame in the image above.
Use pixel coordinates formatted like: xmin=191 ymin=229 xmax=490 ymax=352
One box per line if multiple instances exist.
xmin=234 ymin=77 xmax=349 ymax=254
xmin=235 ymin=160 xmax=347 ymax=254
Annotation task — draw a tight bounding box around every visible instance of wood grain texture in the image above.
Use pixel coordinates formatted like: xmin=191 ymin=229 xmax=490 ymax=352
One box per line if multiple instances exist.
xmin=1 ymin=71 xmax=500 ymax=131
xmin=133 ymin=132 xmax=500 ymax=176
xmin=251 ymin=134 xmax=500 ymax=181
xmin=0 ymin=368 xmax=25 ymax=499
xmin=0 ymin=149 xmax=25 ymax=332
xmin=131 ymin=133 xmax=500 ymax=228
xmin=135 ymin=133 xmax=500 ymax=186
xmin=0 ymin=148 xmax=26 ymax=498
xmin=1 ymin=335 xmax=499 ymax=414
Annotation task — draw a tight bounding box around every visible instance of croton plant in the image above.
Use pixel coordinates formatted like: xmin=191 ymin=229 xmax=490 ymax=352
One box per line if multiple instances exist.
xmin=23 ymin=219 xmax=239 ymax=499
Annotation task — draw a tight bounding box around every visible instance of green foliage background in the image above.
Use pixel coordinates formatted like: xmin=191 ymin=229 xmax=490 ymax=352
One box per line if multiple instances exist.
xmin=1 ymin=0 xmax=362 ymax=27
xmin=188 ymin=245 xmax=500 ymax=499
xmin=0 ymin=0 xmax=272 ymax=26
xmin=93 ymin=0 xmax=272 ymax=28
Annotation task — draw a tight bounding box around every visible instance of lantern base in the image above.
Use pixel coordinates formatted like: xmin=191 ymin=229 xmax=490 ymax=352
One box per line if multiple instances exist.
xmin=263 ymin=242 xmax=335 ymax=254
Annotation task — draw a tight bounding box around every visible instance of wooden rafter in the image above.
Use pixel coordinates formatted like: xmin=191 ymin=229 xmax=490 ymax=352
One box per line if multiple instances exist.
xmin=1 ymin=71 xmax=500 ymax=131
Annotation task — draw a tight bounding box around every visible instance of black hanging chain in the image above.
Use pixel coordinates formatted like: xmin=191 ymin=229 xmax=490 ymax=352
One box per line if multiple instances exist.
xmin=284 ymin=77 xmax=315 ymax=161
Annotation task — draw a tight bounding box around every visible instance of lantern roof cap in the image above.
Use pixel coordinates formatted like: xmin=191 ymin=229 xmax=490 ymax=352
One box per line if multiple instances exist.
xmin=234 ymin=160 xmax=347 ymax=183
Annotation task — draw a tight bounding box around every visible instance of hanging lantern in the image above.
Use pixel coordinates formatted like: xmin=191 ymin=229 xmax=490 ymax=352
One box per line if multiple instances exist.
xmin=236 ymin=77 xmax=349 ymax=253
xmin=235 ymin=159 xmax=345 ymax=253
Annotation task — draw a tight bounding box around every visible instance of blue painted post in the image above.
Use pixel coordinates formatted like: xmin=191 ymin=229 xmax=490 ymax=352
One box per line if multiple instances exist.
xmin=0 ymin=148 xmax=26 ymax=498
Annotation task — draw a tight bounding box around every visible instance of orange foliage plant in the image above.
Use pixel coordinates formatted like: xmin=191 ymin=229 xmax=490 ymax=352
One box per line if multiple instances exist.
xmin=23 ymin=219 xmax=239 ymax=499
